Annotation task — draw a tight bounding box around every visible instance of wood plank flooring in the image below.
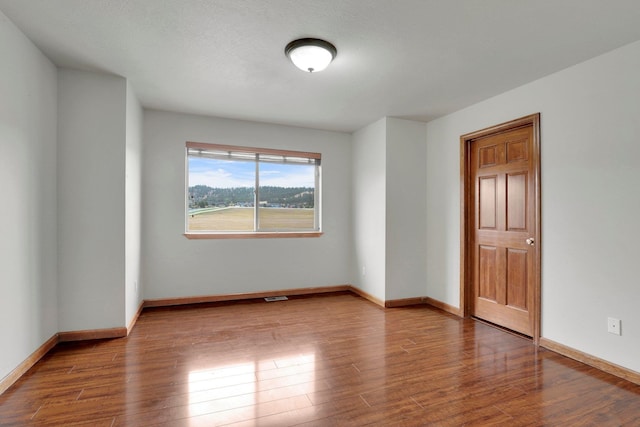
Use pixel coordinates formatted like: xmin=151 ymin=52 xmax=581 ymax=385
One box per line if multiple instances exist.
xmin=1 ymin=292 xmax=639 ymax=426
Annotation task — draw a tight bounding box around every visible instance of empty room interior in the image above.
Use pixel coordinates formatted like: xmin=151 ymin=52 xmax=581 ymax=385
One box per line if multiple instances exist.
xmin=1 ymin=1 xmax=640 ymax=425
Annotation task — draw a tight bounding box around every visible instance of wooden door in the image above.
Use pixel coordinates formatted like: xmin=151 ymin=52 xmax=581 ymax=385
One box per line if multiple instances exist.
xmin=464 ymin=115 xmax=540 ymax=337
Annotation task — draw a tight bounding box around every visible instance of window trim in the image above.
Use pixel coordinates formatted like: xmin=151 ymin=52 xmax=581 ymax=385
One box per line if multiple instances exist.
xmin=184 ymin=141 xmax=322 ymax=239
xmin=183 ymin=231 xmax=323 ymax=240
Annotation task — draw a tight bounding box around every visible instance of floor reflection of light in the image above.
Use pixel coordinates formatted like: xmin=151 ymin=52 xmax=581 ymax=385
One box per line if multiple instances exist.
xmin=188 ymin=353 xmax=316 ymax=423
xmin=188 ymin=362 xmax=257 ymax=418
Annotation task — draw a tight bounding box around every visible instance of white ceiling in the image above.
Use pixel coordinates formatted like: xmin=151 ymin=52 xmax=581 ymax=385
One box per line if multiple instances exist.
xmin=2 ymin=1 xmax=640 ymax=132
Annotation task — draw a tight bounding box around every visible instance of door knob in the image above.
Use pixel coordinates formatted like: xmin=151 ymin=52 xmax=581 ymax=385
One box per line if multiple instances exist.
xmin=526 ymin=238 xmax=535 ymax=246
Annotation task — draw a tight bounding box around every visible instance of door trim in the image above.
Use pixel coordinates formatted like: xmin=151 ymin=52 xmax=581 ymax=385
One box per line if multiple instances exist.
xmin=460 ymin=113 xmax=541 ymax=344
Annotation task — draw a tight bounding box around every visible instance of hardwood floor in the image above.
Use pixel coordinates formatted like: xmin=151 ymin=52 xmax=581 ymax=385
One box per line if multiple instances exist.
xmin=1 ymin=292 xmax=639 ymax=426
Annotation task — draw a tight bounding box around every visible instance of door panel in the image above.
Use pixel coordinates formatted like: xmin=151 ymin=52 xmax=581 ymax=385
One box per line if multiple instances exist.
xmin=506 ymin=173 xmax=527 ymax=230
xmin=506 ymin=248 xmax=527 ymax=310
xmin=470 ymin=123 xmax=536 ymax=336
xmin=479 ymin=145 xmax=498 ymax=167
xmin=479 ymin=177 xmax=497 ymax=229
xmin=478 ymin=246 xmax=498 ymax=301
xmin=506 ymin=138 xmax=528 ymax=162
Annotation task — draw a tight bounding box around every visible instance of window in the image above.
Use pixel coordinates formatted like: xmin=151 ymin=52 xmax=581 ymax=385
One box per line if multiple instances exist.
xmin=185 ymin=142 xmax=321 ymax=238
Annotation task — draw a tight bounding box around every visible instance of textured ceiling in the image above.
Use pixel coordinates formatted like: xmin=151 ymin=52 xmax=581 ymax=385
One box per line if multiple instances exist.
xmin=2 ymin=0 xmax=640 ymax=132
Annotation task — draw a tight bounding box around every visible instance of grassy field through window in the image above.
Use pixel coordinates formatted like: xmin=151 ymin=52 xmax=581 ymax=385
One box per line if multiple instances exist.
xmin=188 ymin=207 xmax=314 ymax=231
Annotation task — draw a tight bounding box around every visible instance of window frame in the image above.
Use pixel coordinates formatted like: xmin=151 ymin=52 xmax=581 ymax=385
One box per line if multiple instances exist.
xmin=184 ymin=141 xmax=322 ymax=239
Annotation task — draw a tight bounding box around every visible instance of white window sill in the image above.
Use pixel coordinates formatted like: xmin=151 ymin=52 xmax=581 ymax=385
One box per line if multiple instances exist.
xmin=184 ymin=231 xmax=323 ymax=240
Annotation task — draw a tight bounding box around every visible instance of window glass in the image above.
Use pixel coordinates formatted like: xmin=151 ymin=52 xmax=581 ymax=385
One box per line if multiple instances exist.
xmin=186 ymin=143 xmax=321 ymax=235
xmin=258 ymin=161 xmax=316 ymax=231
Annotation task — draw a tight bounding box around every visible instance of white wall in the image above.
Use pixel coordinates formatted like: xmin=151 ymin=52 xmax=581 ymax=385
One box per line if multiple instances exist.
xmin=142 ymin=110 xmax=352 ymax=299
xmin=57 ymin=69 xmax=126 ymax=331
xmin=385 ymin=118 xmax=428 ymax=300
xmin=0 ymin=11 xmax=58 ymax=381
xmin=125 ymin=82 xmax=143 ymax=326
xmin=425 ymin=40 xmax=640 ymax=372
xmin=352 ymin=117 xmax=428 ymax=302
xmin=351 ymin=118 xmax=387 ymax=301
xmin=425 ymin=121 xmax=463 ymax=307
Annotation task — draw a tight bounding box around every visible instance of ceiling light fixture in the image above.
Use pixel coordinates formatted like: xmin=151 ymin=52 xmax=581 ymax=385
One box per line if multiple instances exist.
xmin=285 ymin=38 xmax=337 ymax=73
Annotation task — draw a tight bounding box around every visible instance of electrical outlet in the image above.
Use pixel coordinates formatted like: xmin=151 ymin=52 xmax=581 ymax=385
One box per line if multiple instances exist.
xmin=134 ymin=280 xmax=138 ymax=292
xmin=607 ymin=317 xmax=621 ymax=336
xmin=362 ymin=266 xmax=366 ymax=276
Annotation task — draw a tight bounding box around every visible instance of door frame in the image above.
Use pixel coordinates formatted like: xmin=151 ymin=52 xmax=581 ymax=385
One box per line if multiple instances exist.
xmin=460 ymin=113 xmax=541 ymax=344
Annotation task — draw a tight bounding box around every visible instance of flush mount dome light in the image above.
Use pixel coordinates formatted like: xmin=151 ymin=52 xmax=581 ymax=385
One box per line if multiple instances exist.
xmin=285 ymin=38 xmax=337 ymax=73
